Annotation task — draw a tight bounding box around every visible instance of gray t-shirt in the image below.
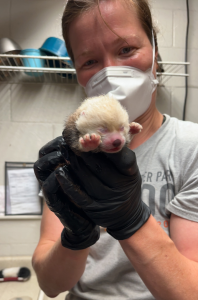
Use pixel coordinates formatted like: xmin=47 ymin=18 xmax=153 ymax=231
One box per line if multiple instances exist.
xmin=66 ymin=115 xmax=198 ymax=300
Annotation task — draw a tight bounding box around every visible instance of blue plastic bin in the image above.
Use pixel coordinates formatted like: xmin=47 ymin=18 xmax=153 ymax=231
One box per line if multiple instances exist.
xmin=21 ymin=49 xmax=45 ymax=77
xmin=40 ymin=37 xmax=73 ymax=70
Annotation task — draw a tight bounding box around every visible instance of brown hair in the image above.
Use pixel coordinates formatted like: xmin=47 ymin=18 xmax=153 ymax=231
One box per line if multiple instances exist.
xmin=62 ymin=0 xmax=158 ymax=63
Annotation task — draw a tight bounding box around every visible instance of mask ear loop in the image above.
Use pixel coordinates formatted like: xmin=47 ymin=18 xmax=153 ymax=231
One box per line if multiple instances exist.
xmin=151 ymin=30 xmax=156 ymax=72
xmin=151 ymin=30 xmax=159 ymax=89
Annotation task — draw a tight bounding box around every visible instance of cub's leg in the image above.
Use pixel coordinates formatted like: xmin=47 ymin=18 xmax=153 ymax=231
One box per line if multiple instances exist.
xmin=129 ymin=122 xmax=143 ymax=135
xmin=79 ymin=133 xmax=101 ymax=152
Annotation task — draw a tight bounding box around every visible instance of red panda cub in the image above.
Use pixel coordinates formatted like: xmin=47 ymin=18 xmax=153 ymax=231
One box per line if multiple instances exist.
xmin=63 ymin=95 xmax=142 ymax=155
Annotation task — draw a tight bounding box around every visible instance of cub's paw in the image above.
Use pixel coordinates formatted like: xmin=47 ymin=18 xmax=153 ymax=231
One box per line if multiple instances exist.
xmin=129 ymin=122 xmax=143 ymax=135
xmin=79 ymin=133 xmax=101 ymax=152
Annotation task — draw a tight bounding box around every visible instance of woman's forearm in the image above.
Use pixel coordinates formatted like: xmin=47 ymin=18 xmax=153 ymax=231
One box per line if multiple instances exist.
xmin=32 ymin=238 xmax=89 ymax=297
xmin=119 ymin=215 xmax=198 ymax=300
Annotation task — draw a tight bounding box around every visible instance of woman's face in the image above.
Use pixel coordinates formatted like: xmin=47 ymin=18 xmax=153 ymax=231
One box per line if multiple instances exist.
xmin=69 ymin=0 xmax=155 ymax=87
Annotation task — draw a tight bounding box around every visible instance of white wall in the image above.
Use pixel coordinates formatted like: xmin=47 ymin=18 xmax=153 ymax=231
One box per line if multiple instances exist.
xmin=0 ymin=0 xmax=198 ymax=256
xmin=151 ymin=0 xmax=198 ymax=121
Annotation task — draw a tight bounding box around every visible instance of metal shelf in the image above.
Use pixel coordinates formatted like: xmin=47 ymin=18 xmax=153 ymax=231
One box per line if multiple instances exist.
xmin=0 ymin=54 xmax=77 ymax=84
xmin=0 ymin=54 xmax=190 ymax=84
xmin=157 ymin=61 xmax=189 ymax=77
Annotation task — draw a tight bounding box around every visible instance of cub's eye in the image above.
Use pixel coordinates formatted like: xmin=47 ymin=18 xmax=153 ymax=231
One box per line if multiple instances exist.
xmin=98 ymin=127 xmax=108 ymax=134
xmin=120 ymin=126 xmax=125 ymax=131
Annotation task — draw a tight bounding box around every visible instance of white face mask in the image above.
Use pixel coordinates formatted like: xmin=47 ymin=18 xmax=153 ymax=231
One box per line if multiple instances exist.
xmin=85 ymin=32 xmax=159 ymax=122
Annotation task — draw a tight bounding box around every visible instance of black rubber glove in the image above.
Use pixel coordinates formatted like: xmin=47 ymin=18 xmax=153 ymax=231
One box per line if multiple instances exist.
xmin=57 ymin=145 xmax=151 ymax=240
xmin=34 ymin=136 xmax=100 ymax=250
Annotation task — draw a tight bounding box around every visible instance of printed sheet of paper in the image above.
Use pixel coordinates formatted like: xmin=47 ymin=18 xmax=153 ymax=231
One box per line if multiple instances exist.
xmin=0 ymin=186 xmax=5 ymax=215
xmin=7 ymin=168 xmax=40 ymax=214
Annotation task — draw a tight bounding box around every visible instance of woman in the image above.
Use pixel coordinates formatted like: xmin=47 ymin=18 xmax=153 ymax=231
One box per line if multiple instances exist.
xmin=33 ymin=0 xmax=198 ymax=299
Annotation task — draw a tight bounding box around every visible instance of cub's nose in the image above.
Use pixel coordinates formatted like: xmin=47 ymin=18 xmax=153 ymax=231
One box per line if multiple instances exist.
xmin=112 ymin=139 xmax=121 ymax=147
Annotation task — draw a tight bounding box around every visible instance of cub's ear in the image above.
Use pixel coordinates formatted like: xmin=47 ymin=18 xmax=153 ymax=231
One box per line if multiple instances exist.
xmin=80 ymin=111 xmax=86 ymax=117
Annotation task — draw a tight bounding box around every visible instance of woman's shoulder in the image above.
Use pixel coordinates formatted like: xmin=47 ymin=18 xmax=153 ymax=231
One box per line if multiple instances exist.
xmin=165 ymin=115 xmax=198 ymax=144
xmin=162 ymin=115 xmax=198 ymax=169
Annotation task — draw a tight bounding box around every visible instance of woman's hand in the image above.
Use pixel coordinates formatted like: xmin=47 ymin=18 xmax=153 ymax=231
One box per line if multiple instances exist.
xmin=56 ymin=145 xmax=151 ymax=240
xmin=34 ymin=136 xmax=100 ymax=250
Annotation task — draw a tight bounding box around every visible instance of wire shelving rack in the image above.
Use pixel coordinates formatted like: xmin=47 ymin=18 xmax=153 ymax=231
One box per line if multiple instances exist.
xmin=0 ymin=54 xmax=190 ymax=84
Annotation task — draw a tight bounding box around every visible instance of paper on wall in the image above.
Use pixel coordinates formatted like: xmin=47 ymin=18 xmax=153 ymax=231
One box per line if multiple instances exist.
xmin=7 ymin=168 xmax=40 ymax=214
xmin=0 ymin=186 xmax=5 ymax=215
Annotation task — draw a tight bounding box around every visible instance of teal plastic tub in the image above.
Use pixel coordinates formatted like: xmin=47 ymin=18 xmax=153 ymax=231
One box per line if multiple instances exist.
xmin=21 ymin=48 xmax=45 ymax=77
